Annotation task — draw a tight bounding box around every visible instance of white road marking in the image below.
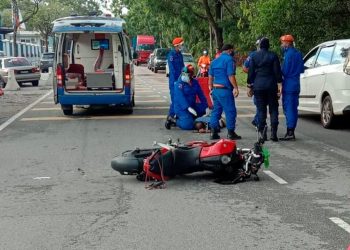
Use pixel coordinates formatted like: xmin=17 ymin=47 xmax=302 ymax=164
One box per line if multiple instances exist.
xmin=0 ymin=90 xmax=53 ymax=132
xmin=33 ymin=177 xmax=51 ymax=180
xmin=330 ymin=217 xmax=350 ymax=233
xmin=41 ymin=101 xmax=54 ymax=104
xmin=263 ymin=170 xmax=288 ymax=184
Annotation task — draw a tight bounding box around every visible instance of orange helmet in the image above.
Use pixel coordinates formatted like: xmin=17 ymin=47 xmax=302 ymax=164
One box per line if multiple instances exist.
xmin=280 ymin=34 xmax=294 ymax=43
xmin=172 ymin=37 xmax=184 ymax=46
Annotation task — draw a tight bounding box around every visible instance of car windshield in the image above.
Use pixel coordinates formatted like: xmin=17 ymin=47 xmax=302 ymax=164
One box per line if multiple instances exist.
xmin=42 ymin=53 xmax=54 ymax=59
xmin=4 ymin=58 xmax=31 ymax=67
xmin=183 ymin=54 xmax=193 ymax=62
xmin=137 ymin=44 xmax=155 ymax=51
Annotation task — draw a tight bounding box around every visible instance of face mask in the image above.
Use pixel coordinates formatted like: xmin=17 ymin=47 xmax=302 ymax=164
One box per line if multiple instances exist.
xmin=181 ymin=73 xmax=190 ymax=83
xmin=280 ymin=46 xmax=288 ymax=54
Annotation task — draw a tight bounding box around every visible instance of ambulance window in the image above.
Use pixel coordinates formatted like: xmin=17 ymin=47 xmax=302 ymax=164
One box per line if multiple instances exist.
xmin=125 ymin=36 xmax=132 ymax=60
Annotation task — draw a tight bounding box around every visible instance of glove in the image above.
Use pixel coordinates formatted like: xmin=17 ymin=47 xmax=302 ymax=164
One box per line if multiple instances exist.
xmin=188 ymin=107 xmax=198 ymax=117
xmin=205 ymin=107 xmax=211 ymax=116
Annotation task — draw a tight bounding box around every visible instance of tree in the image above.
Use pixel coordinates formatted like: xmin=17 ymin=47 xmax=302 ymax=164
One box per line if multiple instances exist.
xmin=30 ymin=1 xmax=70 ymax=52
xmin=11 ymin=0 xmax=41 ymax=56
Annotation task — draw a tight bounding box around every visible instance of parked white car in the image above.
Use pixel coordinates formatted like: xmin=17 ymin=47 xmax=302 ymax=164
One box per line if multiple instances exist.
xmin=165 ymin=53 xmax=196 ymax=77
xmin=299 ymin=39 xmax=350 ymax=128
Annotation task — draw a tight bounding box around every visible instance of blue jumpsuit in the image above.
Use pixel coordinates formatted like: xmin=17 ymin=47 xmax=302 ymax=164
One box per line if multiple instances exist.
xmin=168 ymin=49 xmax=185 ymax=117
xmin=281 ymin=47 xmax=304 ymax=130
xmin=209 ymin=52 xmax=237 ymax=131
xmin=243 ymin=50 xmax=258 ymax=125
xmin=174 ymin=78 xmax=208 ymax=130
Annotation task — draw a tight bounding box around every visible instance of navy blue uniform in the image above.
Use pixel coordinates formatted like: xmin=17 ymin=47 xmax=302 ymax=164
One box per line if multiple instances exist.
xmin=167 ymin=49 xmax=184 ymax=117
xmin=281 ymin=47 xmax=304 ymax=130
xmin=248 ymin=49 xmax=282 ymax=132
xmin=209 ymin=52 xmax=237 ymax=131
xmin=174 ymin=78 xmax=208 ymax=130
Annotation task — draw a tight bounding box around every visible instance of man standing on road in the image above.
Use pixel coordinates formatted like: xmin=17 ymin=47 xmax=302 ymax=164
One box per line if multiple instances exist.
xmin=279 ymin=34 xmax=304 ymax=140
xmin=247 ymin=37 xmax=283 ymax=142
xmin=165 ymin=37 xmax=185 ymax=129
xmin=208 ymin=44 xmax=241 ymax=140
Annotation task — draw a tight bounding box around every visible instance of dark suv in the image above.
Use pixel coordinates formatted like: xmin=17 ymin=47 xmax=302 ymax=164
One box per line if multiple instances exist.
xmin=151 ymin=48 xmax=170 ymax=73
xmin=39 ymin=52 xmax=54 ymax=73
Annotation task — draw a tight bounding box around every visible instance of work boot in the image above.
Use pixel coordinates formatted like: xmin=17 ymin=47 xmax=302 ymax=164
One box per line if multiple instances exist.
xmin=270 ymin=127 xmax=278 ymax=142
xmin=210 ymin=128 xmax=220 ymax=140
xmin=165 ymin=116 xmax=176 ymax=130
xmin=280 ymin=128 xmax=295 ymax=141
xmin=227 ymin=130 xmax=242 ymax=140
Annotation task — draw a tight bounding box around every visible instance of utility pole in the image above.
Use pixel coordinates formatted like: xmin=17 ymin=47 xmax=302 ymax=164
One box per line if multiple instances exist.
xmin=11 ymin=0 xmax=19 ymax=57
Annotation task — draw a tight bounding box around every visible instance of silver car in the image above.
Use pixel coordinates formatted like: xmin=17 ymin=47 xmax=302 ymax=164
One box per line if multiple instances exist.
xmin=0 ymin=57 xmax=41 ymax=87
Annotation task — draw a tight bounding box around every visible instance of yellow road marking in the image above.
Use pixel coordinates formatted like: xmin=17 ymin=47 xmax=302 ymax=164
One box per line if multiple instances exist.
xmin=136 ymin=100 xmax=166 ymax=103
xmin=21 ymin=115 xmax=166 ymax=121
xmin=21 ymin=114 xmax=286 ymax=122
xmin=135 ymin=90 xmax=154 ymax=93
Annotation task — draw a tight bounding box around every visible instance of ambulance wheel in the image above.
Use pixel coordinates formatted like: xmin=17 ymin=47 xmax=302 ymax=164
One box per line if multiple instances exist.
xmin=321 ymin=95 xmax=335 ymax=129
xmin=122 ymin=105 xmax=133 ymax=114
xmin=132 ymin=94 xmax=135 ymax=107
xmin=62 ymin=105 xmax=73 ymax=115
xmin=32 ymin=80 xmax=39 ymax=86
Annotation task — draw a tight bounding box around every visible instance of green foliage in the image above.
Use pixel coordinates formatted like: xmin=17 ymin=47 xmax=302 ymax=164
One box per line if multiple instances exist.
xmin=50 ymin=0 xmax=350 ymax=58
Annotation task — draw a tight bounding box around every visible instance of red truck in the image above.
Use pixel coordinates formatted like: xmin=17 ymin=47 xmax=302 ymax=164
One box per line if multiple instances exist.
xmin=132 ymin=35 xmax=155 ymax=66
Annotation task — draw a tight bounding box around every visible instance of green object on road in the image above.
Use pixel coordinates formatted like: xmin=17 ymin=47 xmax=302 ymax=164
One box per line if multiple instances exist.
xmin=262 ymin=147 xmax=270 ymax=169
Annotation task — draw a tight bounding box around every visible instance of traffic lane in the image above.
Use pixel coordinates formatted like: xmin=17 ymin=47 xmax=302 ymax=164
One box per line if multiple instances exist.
xmin=0 ymin=118 xmax=331 ymax=250
xmin=298 ymin=112 xmax=350 ymax=151
xmin=0 ymin=67 xmax=348 ymax=249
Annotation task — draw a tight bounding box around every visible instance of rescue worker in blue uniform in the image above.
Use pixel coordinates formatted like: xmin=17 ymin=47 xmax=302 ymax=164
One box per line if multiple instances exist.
xmin=247 ymin=37 xmax=283 ymax=141
xmin=209 ymin=44 xmax=241 ymax=140
xmin=173 ymin=65 xmax=208 ymax=130
xmin=280 ymin=34 xmax=304 ymax=140
xmin=165 ymin=37 xmax=185 ymax=129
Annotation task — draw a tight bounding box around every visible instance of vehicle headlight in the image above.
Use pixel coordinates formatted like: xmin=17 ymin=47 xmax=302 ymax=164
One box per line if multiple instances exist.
xmin=221 ymin=155 xmax=231 ymax=165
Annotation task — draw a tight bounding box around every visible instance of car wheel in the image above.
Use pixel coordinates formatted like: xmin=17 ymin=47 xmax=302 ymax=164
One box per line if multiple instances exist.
xmin=32 ymin=80 xmax=39 ymax=87
xmin=132 ymin=94 xmax=135 ymax=107
xmin=321 ymin=95 xmax=335 ymax=129
xmin=62 ymin=105 xmax=73 ymax=115
xmin=154 ymin=68 xmax=158 ymax=73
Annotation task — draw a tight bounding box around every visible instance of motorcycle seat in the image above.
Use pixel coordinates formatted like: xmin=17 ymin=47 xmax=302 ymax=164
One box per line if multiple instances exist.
xmin=172 ymin=147 xmax=202 ymax=174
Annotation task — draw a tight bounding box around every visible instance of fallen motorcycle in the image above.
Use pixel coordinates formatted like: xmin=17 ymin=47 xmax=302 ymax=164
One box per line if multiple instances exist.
xmin=111 ymin=131 xmax=270 ymax=185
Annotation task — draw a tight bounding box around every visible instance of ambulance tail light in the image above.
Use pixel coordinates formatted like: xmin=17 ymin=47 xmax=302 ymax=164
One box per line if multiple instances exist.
xmin=124 ymin=64 xmax=131 ymax=87
xmin=56 ymin=64 xmax=63 ymax=87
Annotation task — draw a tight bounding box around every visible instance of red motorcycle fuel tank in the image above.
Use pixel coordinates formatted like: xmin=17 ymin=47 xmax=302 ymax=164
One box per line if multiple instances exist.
xmin=200 ymin=139 xmax=236 ymax=158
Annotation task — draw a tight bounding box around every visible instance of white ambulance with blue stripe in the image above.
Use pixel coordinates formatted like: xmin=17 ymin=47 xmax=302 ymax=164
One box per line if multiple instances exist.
xmin=52 ymin=15 xmax=134 ymax=115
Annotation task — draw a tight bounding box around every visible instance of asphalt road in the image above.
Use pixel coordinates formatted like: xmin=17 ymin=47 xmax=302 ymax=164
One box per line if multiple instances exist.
xmin=0 ymin=66 xmax=349 ymax=250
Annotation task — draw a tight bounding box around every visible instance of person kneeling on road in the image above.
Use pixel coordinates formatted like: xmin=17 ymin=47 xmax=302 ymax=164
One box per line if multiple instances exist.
xmin=165 ymin=65 xmax=208 ymax=130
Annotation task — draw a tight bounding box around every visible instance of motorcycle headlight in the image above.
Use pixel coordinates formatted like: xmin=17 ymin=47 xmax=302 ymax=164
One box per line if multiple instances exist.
xmin=221 ymin=155 xmax=231 ymax=165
